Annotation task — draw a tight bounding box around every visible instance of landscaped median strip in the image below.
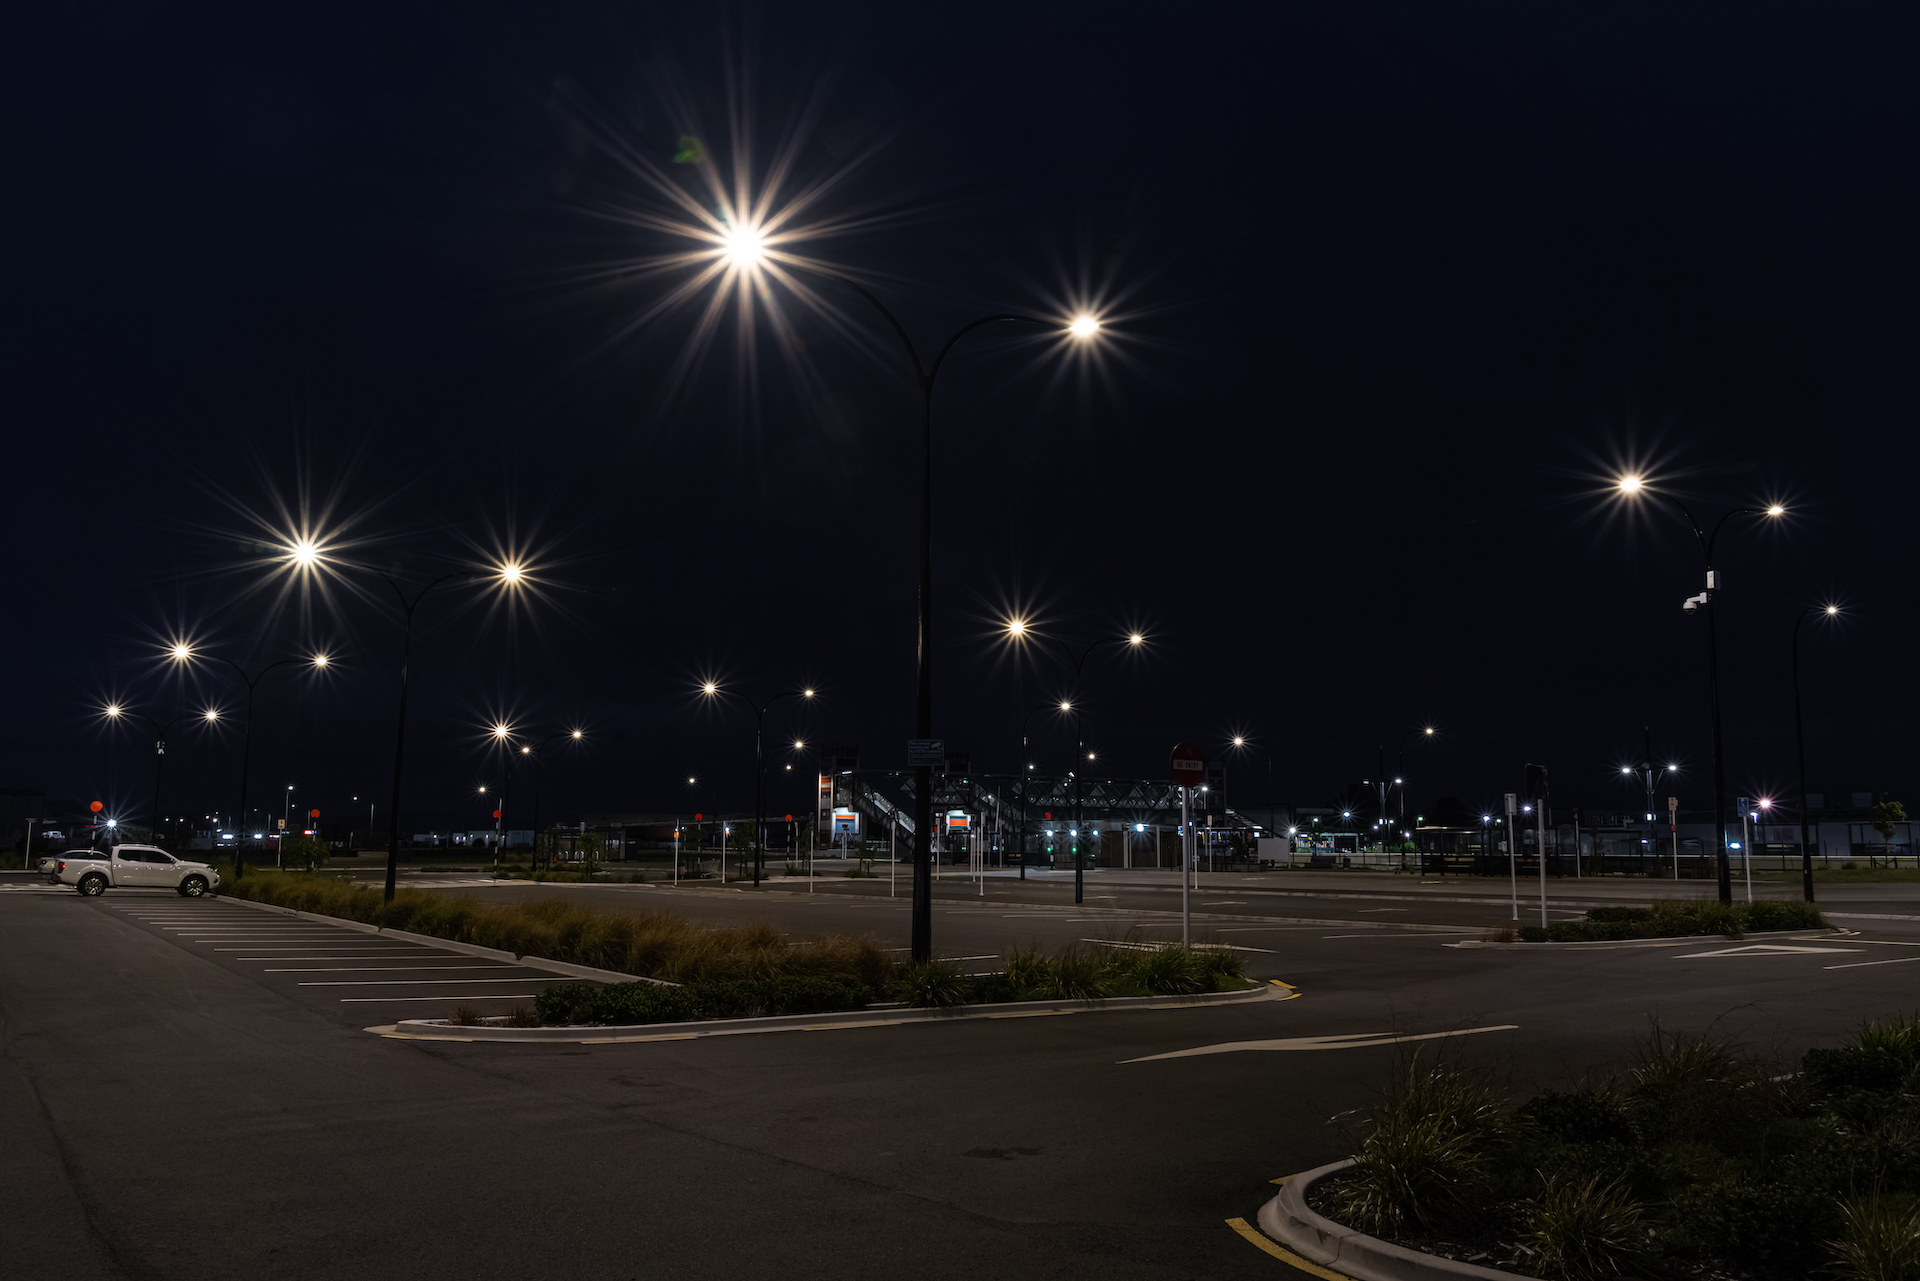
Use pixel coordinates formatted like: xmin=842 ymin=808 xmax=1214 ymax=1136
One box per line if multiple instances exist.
xmin=366 ymin=983 xmax=1279 ymax=1043
xmin=1248 ymin=1160 xmax=1528 ymax=1281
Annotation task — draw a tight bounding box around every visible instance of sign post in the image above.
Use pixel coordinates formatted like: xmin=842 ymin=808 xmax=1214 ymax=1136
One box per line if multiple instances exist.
xmin=1668 ymin=796 xmax=1679 ymax=879
xmin=1503 ymin=793 xmax=1518 ymax=920
xmin=1171 ymin=743 xmax=1206 ymax=946
xmin=1736 ymin=795 xmax=1753 ymax=903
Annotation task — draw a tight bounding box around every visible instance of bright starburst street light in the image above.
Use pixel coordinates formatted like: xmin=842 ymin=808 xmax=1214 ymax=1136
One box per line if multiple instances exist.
xmin=104 ymin=703 xmax=123 ymax=718
xmin=1005 ymin=617 xmax=1028 ymax=638
xmin=1232 ymin=736 xmax=1246 ymax=747
xmin=1127 ymin=632 xmax=1144 ymax=645
xmin=719 ymin=223 xmax=767 ymax=267
xmin=491 ymin=723 xmax=513 ymax=740
xmin=702 ymin=682 xmax=719 ymax=695
xmin=1617 ymin=475 xmax=1643 ymax=493
xmin=1068 ymin=315 xmax=1100 ymax=338
xmin=203 ymin=709 xmax=220 ymax=722
xmin=171 ymin=643 xmax=193 ymax=661
xmin=1767 ymin=504 xmax=1786 ymax=517
xmin=1059 ymin=700 xmax=1072 ymax=712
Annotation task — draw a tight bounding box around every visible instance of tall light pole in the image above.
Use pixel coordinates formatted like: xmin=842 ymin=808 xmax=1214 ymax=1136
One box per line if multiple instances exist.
xmin=1792 ymin=604 xmax=1840 ymax=903
xmin=373 ymin=564 xmax=513 ymax=902
xmin=1616 ymin=476 xmax=1786 ymax=903
xmin=1015 ymin=699 xmax=1070 ymax=882
xmin=1018 ymin=629 xmax=1144 ymax=905
xmin=793 ymin=273 xmax=1101 ymax=960
xmin=166 ymin=643 xmax=330 ymax=878
xmin=100 ymin=704 xmax=221 ymax=847
xmin=519 ymin=729 xmax=585 ymax=867
xmin=1393 ymin=726 xmax=1436 ymax=869
xmin=700 ymin=683 xmax=815 ymax=887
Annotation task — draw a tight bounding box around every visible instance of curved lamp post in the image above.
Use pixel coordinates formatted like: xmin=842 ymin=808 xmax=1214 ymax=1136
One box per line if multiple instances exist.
xmin=511 ymin=728 xmax=585 ymax=867
xmin=1791 ymin=604 xmax=1840 ymax=903
xmin=1008 ymin=626 xmax=1144 ymax=903
xmin=100 ymin=703 xmax=222 ymax=847
xmin=1015 ymin=699 xmax=1073 ymax=882
xmin=700 ymin=682 xmax=815 ymax=887
xmin=793 ymin=270 xmax=1100 ymax=961
xmin=1616 ymin=476 xmax=1785 ymax=902
xmin=166 ymin=644 xmax=330 ymax=877
xmin=372 ymin=565 xmax=513 ymax=902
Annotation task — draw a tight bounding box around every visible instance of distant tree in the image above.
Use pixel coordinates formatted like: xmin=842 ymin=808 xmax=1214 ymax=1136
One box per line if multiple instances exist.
xmin=281 ymin=835 xmax=329 ymax=873
xmin=1870 ymin=801 xmax=1906 ymax=843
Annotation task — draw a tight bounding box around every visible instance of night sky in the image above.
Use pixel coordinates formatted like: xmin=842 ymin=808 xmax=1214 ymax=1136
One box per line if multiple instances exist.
xmin=6 ymin=3 xmax=1915 ymax=835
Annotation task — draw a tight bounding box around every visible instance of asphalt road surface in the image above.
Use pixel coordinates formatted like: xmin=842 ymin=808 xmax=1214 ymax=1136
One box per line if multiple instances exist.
xmin=6 ymin=870 xmax=1919 ymax=1280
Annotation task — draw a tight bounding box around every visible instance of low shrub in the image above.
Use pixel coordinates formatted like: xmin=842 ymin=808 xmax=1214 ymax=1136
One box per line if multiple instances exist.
xmin=535 ymin=975 xmax=870 ymax=1026
xmin=447 ymin=1004 xmax=484 ymax=1027
xmin=1521 ymin=899 xmax=1827 ymax=943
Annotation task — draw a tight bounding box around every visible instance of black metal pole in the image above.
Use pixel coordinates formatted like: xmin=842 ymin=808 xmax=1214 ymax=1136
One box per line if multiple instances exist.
xmin=383 ymin=608 xmax=414 ymax=902
xmin=1793 ymin=608 xmax=1817 ymax=903
xmin=1704 ymin=576 xmax=1732 ymax=902
xmin=753 ymin=705 xmax=766 ymax=887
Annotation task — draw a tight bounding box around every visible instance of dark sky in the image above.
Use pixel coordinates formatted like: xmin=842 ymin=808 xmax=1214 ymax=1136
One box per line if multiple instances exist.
xmin=5 ymin=2 xmax=1915 ymax=834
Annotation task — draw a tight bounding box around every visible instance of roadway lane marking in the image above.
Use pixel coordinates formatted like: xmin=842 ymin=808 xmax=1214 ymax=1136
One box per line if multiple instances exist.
xmin=1828 ymin=913 xmax=1920 ymax=922
xmin=1120 ymin=1024 xmax=1519 ymax=1062
xmin=1357 ymin=908 xmax=1406 ymax=913
xmin=1825 ymin=955 xmax=1920 ymax=971
xmin=1674 ymin=944 xmax=1861 ymax=958
xmin=1320 ymin=932 xmax=1475 ymax=939
xmin=1225 ymin=1217 xmax=1349 ymax=1279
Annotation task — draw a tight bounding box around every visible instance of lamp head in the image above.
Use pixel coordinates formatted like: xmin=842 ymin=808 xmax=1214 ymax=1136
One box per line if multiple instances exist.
xmin=491 ymin=723 xmax=511 ymax=740
xmin=289 ymin=540 xmax=321 ymax=566
xmin=702 ymin=682 xmax=719 ymax=696
xmin=1059 ymin=700 xmax=1072 ymax=712
xmin=1617 ymin=475 xmax=1644 ymax=494
xmin=311 ymin=653 xmax=329 ymax=668
xmin=104 ymin=703 xmax=123 ymax=718
xmin=720 ymin=224 xmax=766 ymax=268
xmin=203 ymin=709 xmax=220 ymax=722
xmin=1005 ymin=618 xmax=1027 ymax=638
xmin=170 ymin=643 xmax=193 ymax=661
xmin=1127 ymin=632 xmax=1144 ymax=645
xmin=498 ymin=562 xmax=525 ymax=585
xmin=1067 ymin=315 xmax=1100 ymax=339
xmin=1766 ymin=504 xmax=1786 ymax=517
xmin=1825 ymin=604 xmax=1839 ymax=616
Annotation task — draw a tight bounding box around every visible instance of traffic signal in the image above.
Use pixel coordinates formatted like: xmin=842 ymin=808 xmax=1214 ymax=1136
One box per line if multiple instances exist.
xmin=1525 ymin=763 xmax=1549 ymax=801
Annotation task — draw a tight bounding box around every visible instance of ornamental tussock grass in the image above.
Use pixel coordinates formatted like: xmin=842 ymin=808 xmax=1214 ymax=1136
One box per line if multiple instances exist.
xmin=1832 ymin=1195 xmax=1920 ymax=1281
xmin=1518 ymin=1173 xmax=1650 ymax=1280
xmin=1329 ymin=1054 xmax=1505 ymax=1237
xmin=218 ymin=868 xmax=894 ymax=988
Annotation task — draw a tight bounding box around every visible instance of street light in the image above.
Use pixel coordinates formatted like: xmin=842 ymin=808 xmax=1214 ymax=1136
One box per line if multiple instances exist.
xmin=1791 ymin=604 xmax=1841 ymax=902
xmin=166 ymin=642 xmax=330 ymax=879
xmin=1615 ymin=476 xmax=1787 ymax=902
xmin=1030 ymin=632 xmax=1147 ymax=904
xmin=1014 ymin=700 xmax=1073 ymax=882
xmin=100 ymin=703 xmax=221 ymax=848
xmin=699 ymin=682 xmax=816 ymax=887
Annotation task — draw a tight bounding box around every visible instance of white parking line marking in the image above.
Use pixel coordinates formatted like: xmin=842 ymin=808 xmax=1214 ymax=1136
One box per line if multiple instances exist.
xmin=265 ymin=965 xmax=525 ymax=973
xmin=1674 ymin=944 xmax=1861 ymax=958
xmin=338 ymin=994 xmax=543 ymax=1003
xmin=234 ymin=954 xmax=449 ymax=960
xmin=298 ymin=978 xmax=553 ymax=986
xmin=1825 ymin=955 xmax=1920 ymax=971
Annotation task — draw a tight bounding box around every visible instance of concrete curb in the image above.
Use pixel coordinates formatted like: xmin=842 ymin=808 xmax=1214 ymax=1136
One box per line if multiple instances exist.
xmin=215 ymin=893 xmax=664 ymax=986
xmin=1257 ymin=1160 xmax=1536 ymax=1281
xmin=377 ymin=981 xmax=1280 ymax=1043
xmin=1447 ymin=926 xmax=1844 ymax=951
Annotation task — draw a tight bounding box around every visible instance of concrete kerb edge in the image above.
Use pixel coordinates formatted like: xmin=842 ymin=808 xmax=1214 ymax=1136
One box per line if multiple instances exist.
xmin=379 ymin=982 xmax=1280 ymax=1043
xmin=1447 ymin=926 xmax=1846 ymax=950
xmin=215 ymin=892 xmax=666 ymax=985
xmin=1257 ymin=1160 xmax=1538 ymax=1281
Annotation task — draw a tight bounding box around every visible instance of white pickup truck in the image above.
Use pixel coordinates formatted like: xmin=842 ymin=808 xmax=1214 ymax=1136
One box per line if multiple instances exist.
xmin=56 ymin=846 xmax=221 ymax=898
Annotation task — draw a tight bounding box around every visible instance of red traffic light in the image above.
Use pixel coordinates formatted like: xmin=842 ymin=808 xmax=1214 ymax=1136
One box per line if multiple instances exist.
xmin=1044 ymin=812 xmax=1052 ymax=820
xmin=90 ymin=801 xmax=104 ymax=813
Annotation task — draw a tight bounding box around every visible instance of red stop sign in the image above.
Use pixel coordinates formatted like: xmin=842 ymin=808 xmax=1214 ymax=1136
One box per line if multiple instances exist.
xmin=694 ymin=812 xmax=703 ymax=821
xmin=309 ymin=809 xmax=320 ymax=818
xmin=492 ymin=809 xmax=501 ymax=819
xmin=1170 ymin=741 xmax=1206 ymax=789
xmin=90 ymin=801 xmax=104 ymax=813
xmin=784 ymin=813 xmax=793 ymax=822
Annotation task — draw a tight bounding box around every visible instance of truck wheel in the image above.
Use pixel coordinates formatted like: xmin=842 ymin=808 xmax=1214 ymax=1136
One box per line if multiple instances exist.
xmin=78 ymin=874 xmax=108 ymax=897
xmin=178 ymin=875 xmax=209 ymax=898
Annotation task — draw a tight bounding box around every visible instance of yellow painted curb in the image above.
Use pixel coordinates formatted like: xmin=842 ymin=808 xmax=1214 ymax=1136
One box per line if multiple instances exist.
xmin=1226 ymin=1217 xmax=1351 ymax=1279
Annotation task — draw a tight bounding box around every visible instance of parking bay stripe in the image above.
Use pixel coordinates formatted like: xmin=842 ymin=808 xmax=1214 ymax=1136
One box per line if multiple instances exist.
xmin=339 ymin=994 xmax=545 ymax=1003
xmin=265 ymin=965 xmax=526 ymax=973
xmin=298 ymin=978 xmax=560 ymax=986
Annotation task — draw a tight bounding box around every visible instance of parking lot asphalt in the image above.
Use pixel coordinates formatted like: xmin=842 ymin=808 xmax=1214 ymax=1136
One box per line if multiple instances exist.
xmin=7 ymin=874 xmax=1920 ymax=1280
